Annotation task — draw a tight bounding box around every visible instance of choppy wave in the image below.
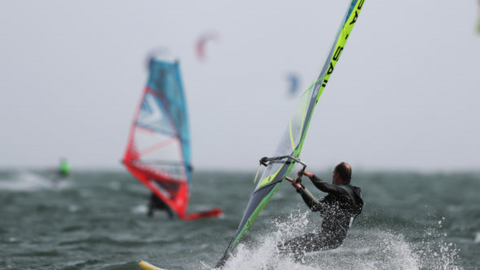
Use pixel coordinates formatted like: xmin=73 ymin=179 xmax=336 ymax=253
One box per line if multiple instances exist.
xmin=0 ymin=171 xmax=58 ymax=191
xmin=0 ymin=170 xmax=478 ymax=269
xmin=216 ymin=211 xmax=461 ymax=270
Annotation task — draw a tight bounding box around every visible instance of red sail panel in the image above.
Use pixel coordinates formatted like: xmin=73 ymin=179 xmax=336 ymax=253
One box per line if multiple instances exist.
xmin=123 ymin=58 xmax=221 ymax=220
xmin=123 ymin=161 xmax=188 ymax=216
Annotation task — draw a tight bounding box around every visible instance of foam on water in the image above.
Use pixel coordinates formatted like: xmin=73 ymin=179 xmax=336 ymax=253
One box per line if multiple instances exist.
xmin=0 ymin=170 xmax=59 ymax=191
xmin=207 ymin=211 xmax=461 ymax=270
xmin=132 ymin=204 xmax=148 ymax=214
xmin=415 ymin=218 xmax=461 ymax=270
xmin=474 ymin=233 xmax=480 ymax=244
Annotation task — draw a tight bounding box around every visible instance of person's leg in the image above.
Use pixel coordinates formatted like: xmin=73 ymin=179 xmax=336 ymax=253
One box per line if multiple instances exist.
xmin=147 ymin=201 xmax=154 ymax=217
xmin=166 ymin=207 xmax=175 ymax=219
xmin=278 ymin=229 xmax=347 ymax=261
xmin=278 ymin=233 xmax=319 ymax=261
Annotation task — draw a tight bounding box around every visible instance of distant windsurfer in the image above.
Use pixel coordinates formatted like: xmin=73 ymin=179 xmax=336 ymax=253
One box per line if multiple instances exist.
xmin=147 ymin=192 xmax=175 ymax=219
xmin=52 ymin=158 xmax=70 ymax=184
xmin=278 ymin=162 xmax=364 ymax=261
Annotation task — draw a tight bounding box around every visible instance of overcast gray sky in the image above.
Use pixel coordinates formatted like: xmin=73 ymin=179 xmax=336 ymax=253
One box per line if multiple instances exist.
xmin=1 ymin=0 xmax=479 ymax=172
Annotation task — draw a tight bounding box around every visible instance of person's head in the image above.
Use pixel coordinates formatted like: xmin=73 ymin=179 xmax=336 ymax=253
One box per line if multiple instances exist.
xmin=332 ymin=162 xmax=352 ymax=185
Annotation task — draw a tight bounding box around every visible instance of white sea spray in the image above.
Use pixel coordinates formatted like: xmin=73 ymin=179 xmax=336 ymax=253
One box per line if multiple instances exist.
xmin=209 ymin=212 xmax=461 ymax=270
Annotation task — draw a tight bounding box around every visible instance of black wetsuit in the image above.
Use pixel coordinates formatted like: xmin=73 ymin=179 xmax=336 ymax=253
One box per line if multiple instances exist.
xmin=279 ymin=174 xmax=364 ymax=260
xmin=147 ymin=193 xmax=175 ymax=219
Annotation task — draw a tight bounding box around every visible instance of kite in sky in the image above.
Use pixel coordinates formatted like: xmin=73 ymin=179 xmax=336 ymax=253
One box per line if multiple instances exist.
xmin=196 ymin=31 xmax=219 ymax=61
xmin=286 ymin=73 xmax=300 ymax=96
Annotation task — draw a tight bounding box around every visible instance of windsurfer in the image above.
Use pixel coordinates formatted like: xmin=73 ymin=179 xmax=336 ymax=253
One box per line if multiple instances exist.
xmin=52 ymin=158 xmax=70 ymax=183
xmin=278 ymin=162 xmax=363 ymax=261
xmin=147 ymin=192 xmax=175 ymax=219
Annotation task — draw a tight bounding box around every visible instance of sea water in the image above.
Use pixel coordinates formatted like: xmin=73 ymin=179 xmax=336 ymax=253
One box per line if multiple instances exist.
xmin=0 ymin=170 xmax=478 ymax=270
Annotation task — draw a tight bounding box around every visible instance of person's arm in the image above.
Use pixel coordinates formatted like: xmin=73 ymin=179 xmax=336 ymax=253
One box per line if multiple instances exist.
xmin=307 ymin=173 xmax=345 ymax=195
xmin=297 ymin=187 xmax=322 ymax=212
xmin=291 ymin=176 xmax=321 ymax=212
